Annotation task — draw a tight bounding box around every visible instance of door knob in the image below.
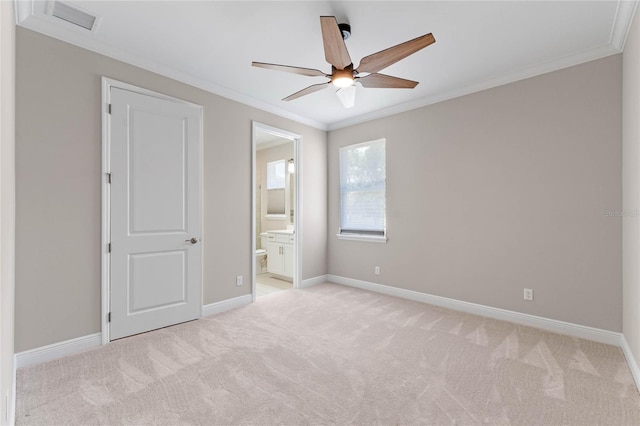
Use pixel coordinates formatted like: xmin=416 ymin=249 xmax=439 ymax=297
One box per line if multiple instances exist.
xmin=186 ymin=237 xmax=199 ymax=244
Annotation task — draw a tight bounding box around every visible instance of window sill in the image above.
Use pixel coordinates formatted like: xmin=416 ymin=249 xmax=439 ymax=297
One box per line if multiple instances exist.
xmin=336 ymin=233 xmax=387 ymax=243
xmin=265 ymin=214 xmax=286 ymax=220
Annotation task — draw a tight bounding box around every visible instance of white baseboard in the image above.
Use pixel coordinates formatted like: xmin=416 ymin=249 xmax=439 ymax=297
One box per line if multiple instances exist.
xmin=11 ymin=280 xmax=639 ymax=397
xmin=621 ymin=335 xmax=640 ymax=392
xmin=202 ymin=294 xmax=252 ymax=317
xmin=300 ymin=275 xmax=328 ymax=288
xmin=15 ymin=297 xmax=252 ymax=371
xmin=327 ymin=275 xmax=623 ymax=346
xmin=15 ymin=332 xmax=102 ymax=369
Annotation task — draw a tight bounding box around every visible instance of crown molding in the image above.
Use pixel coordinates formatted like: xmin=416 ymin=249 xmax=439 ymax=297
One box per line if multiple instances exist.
xmin=14 ymin=0 xmax=34 ymax=25
xmin=611 ymin=0 xmax=639 ymax=51
xmin=14 ymin=0 xmax=328 ymax=131
xmin=330 ymin=0 xmax=637 ymax=132
xmin=15 ymin=0 xmax=636 ymax=133
xmin=328 ymin=43 xmax=620 ymax=131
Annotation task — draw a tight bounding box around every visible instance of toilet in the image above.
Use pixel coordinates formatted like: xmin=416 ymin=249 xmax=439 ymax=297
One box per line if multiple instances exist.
xmin=256 ymin=232 xmax=268 ymax=274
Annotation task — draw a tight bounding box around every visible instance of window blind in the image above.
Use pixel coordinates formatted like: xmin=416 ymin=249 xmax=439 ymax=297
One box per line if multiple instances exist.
xmin=339 ymin=139 xmax=386 ymax=236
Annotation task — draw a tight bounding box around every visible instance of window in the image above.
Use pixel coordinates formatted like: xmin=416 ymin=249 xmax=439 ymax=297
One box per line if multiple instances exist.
xmin=266 ymin=160 xmax=286 ymax=215
xmin=339 ymin=139 xmax=386 ymax=242
xmin=266 ymin=159 xmax=286 ymax=189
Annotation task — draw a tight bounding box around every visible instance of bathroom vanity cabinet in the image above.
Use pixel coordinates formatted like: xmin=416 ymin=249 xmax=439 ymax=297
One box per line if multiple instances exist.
xmin=267 ymin=231 xmax=294 ymax=279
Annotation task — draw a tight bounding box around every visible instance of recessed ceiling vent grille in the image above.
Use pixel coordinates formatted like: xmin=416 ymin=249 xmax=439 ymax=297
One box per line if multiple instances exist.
xmin=49 ymin=1 xmax=98 ymax=31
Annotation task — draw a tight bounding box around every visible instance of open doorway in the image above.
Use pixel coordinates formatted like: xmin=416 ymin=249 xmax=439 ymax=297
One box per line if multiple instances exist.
xmin=252 ymin=122 xmax=301 ymax=300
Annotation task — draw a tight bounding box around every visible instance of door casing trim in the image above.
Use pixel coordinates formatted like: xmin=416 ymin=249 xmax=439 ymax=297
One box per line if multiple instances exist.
xmin=101 ymin=77 xmax=204 ymax=345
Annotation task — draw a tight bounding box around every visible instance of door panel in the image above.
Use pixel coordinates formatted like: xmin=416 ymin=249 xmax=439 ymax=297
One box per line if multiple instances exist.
xmin=129 ymin=251 xmax=186 ymax=313
xmin=283 ymin=244 xmax=294 ymax=277
xmin=267 ymin=242 xmax=282 ymax=275
xmin=129 ymin=109 xmax=187 ymax=234
xmin=110 ymin=87 xmax=202 ymax=340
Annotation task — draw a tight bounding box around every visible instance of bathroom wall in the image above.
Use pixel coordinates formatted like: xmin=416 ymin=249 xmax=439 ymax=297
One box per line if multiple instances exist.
xmin=257 ymin=142 xmax=294 ymax=241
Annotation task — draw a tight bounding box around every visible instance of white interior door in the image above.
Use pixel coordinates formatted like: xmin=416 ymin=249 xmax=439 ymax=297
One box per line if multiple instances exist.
xmin=109 ymin=87 xmax=202 ymax=340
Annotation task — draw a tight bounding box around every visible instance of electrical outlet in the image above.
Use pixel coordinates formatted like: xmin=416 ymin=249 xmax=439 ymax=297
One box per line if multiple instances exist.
xmin=374 ymin=266 xmax=380 ymax=275
xmin=524 ymin=288 xmax=533 ymax=301
xmin=236 ymin=275 xmax=243 ymax=286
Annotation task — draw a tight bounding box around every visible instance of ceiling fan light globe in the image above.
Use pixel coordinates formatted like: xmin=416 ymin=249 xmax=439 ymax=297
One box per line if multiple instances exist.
xmin=336 ymin=85 xmax=356 ymax=108
xmin=333 ymin=76 xmax=354 ymax=88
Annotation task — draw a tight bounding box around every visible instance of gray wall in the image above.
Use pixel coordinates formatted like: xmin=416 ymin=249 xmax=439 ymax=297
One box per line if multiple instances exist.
xmin=15 ymin=28 xmax=327 ymax=352
xmin=623 ymin=10 xmax=640 ymax=368
xmin=328 ymin=54 xmax=623 ymax=332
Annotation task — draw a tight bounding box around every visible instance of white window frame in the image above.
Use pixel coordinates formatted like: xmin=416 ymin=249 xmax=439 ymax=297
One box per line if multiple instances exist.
xmin=337 ymin=138 xmax=387 ymax=243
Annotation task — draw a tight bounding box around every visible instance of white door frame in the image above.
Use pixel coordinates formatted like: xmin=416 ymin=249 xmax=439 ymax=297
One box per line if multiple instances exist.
xmin=101 ymin=77 xmax=204 ymax=344
xmin=251 ymin=122 xmax=302 ymax=302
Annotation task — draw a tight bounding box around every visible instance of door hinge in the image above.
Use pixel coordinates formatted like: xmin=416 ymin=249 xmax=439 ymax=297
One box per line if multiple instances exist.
xmin=108 ymin=312 xmax=111 ymax=322
xmin=108 ymin=104 xmax=112 ymax=114
xmin=107 ymin=172 xmax=111 ymax=184
xmin=108 ymin=242 xmax=111 ymax=253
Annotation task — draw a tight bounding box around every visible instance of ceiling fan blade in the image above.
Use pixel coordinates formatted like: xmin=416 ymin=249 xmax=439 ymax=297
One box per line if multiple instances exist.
xmin=357 ymin=73 xmax=419 ymax=89
xmin=283 ymin=82 xmax=331 ymax=101
xmin=320 ymin=16 xmax=352 ymax=70
xmin=356 ymin=33 xmax=435 ymax=74
xmin=336 ymin=86 xmax=356 ymax=108
xmin=252 ymin=62 xmax=327 ymax=77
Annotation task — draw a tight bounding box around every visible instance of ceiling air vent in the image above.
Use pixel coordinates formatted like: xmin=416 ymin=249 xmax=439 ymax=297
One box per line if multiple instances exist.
xmin=48 ymin=1 xmax=98 ymax=31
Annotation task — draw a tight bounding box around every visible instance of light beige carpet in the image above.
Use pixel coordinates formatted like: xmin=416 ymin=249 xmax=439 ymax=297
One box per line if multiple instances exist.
xmin=16 ymin=283 xmax=640 ymax=425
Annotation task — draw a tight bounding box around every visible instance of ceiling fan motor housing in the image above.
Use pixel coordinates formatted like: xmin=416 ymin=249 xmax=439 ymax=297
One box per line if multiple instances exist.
xmin=338 ymin=23 xmax=351 ymax=40
xmin=331 ymin=64 xmax=355 ymax=87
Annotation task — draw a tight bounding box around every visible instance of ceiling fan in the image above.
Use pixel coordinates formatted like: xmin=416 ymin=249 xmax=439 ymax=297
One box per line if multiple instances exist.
xmin=252 ymin=16 xmax=435 ymax=108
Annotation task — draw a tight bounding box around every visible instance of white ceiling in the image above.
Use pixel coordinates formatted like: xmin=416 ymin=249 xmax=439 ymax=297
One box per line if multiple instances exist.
xmin=16 ymin=1 xmax=638 ymax=130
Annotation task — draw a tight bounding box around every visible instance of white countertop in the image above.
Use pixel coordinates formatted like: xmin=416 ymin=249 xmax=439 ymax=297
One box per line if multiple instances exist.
xmin=268 ymin=229 xmax=294 ymax=235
